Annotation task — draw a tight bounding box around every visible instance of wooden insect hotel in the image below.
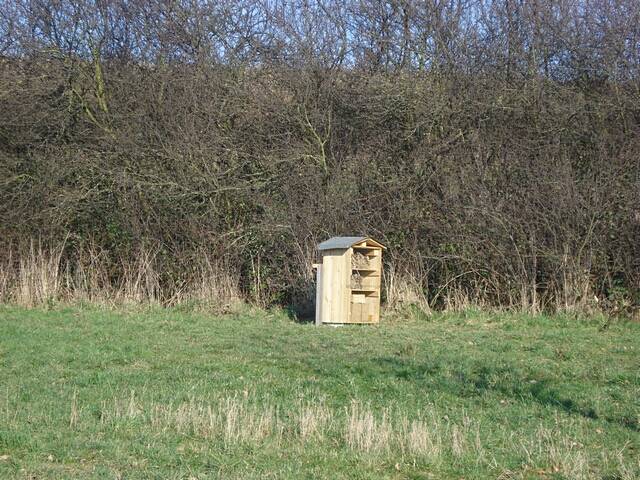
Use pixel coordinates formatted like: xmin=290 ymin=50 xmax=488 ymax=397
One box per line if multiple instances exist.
xmin=314 ymin=236 xmax=386 ymax=325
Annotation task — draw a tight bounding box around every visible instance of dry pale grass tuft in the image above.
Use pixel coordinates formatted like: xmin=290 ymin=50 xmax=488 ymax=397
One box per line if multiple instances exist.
xmin=401 ymin=417 xmax=443 ymax=461
xmin=296 ymin=401 xmax=331 ymax=441
xmin=69 ymin=389 xmax=79 ymax=429
xmin=344 ymin=402 xmax=486 ymax=462
xmin=71 ymin=393 xmax=498 ymax=465
xmin=450 ymin=424 xmax=466 ymax=458
xmin=218 ymin=397 xmax=280 ymax=445
xmin=94 ymin=394 xmax=467 ymax=459
xmin=345 ymin=401 xmax=393 ymax=453
xmin=100 ymin=393 xmax=283 ymax=445
xmin=520 ymin=426 xmax=591 ymax=479
xmin=615 ymin=452 xmax=640 ymax=480
xmin=10 ymin=391 xmax=638 ymax=477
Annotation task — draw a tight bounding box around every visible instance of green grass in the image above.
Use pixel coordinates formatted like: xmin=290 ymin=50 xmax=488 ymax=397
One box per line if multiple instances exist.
xmin=0 ymin=305 xmax=638 ymax=479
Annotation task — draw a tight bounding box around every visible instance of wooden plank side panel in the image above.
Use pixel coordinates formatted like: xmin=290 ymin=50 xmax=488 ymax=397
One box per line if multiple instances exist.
xmin=343 ymin=248 xmax=352 ymax=323
xmin=332 ymin=251 xmax=343 ymax=322
xmin=315 ymin=265 xmax=322 ymax=325
xmin=321 ymin=249 xmax=349 ymax=323
xmin=320 ymin=251 xmax=335 ymax=324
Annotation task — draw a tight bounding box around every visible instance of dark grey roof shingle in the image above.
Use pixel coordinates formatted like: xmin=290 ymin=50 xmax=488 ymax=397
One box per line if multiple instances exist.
xmin=317 ymin=236 xmax=368 ymax=251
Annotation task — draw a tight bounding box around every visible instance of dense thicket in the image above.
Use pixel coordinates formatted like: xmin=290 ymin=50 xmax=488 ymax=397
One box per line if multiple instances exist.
xmin=1 ymin=0 xmax=639 ymax=314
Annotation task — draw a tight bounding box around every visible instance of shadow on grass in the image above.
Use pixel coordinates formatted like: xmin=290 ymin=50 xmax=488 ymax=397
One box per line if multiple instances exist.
xmin=368 ymin=356 xmax=639 ymax=432
xmin=283 ymin=305 xmax=315 ymax=324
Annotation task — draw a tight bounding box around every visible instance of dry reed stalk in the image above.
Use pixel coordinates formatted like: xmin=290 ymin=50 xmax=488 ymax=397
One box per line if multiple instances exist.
xmin=115 ymin=247 xmax=161 ymax=304
xmin=178 ymin=252 xmax=241 ymax=310
xmin=67 ymin=244 xmax=114 ymax=304
xmin=15 ymin=239 xmax=66 ymax=307
xmin=384 ymin=263 xmax=430 ymax=312
xmin=0 ymin=238 xmax=244 ymax=308
xmin=439 ymin=276 xmax=493 ymax=313
xmin=69 ymin=389 xmax=79 ymax=429
xmin=0 ymin=249 xmax=13 ymax=303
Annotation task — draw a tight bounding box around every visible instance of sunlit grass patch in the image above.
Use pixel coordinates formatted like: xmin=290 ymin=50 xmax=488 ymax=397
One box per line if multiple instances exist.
xmin=0 ymin=305 xmax=638 ymax=479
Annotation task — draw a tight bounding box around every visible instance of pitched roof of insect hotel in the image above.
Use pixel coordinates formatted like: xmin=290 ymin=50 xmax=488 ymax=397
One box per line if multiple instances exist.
xmin=317 ymin=236 xmax=386 ymax=251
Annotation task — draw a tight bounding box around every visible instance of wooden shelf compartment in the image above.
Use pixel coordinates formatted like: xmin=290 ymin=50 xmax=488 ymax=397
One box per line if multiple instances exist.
xmin=351 ymin=251 xmax=381 ymax=271
xmin=352 ymin=246 xmax=380 ymax=252
xmin=350 ymin=272 xmax=381 ymax=290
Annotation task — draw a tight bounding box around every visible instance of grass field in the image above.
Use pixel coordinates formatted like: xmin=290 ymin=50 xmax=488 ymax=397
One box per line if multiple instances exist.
xmin=0 ymin=305 xmax=638 ymax=479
